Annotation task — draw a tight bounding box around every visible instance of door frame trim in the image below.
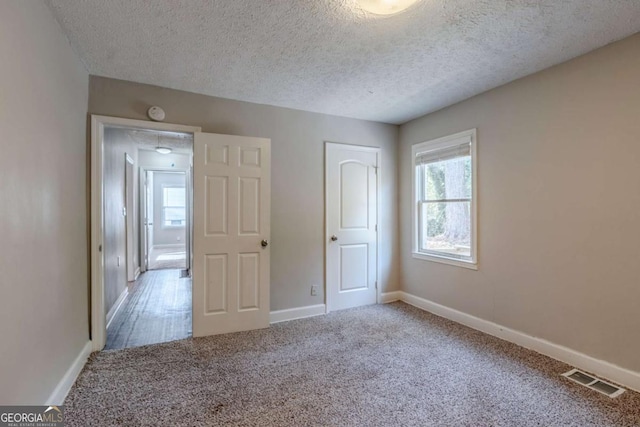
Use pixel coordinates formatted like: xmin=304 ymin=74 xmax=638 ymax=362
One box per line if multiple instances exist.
xmin=324 ymin=142 xmax=381 ymax=313
xmin=90 ymin=115 xmax=201 ymax=351
xmin=124 ymin=154 xmax=136 ymax=282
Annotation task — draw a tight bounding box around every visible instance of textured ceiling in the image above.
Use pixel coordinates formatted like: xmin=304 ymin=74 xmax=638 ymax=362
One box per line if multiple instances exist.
xmin=47 ymin=0 xmax=640 ymax=124
xmin=125 ymin=129 xmax=193 ymax=154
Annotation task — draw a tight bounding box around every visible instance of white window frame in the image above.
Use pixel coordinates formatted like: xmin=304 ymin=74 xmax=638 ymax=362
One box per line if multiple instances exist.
xmin=411 ymin=129 xmax=478 ymax=270
xmin=161 ymin=185 xmax=186 ymax=228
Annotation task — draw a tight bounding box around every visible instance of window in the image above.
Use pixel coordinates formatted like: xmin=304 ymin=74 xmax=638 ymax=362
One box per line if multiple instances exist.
xmin=412 ymin=129 xmax=477 ymax=269
xmin=162 ymin=186 xmax=186 ymax=227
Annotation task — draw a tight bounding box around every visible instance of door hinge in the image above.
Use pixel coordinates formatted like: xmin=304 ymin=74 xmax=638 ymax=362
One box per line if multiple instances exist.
xmin=375 ymin=281 xmax=378 ymax=289
xmin=375 ymin=224 xmax=378 ymax=232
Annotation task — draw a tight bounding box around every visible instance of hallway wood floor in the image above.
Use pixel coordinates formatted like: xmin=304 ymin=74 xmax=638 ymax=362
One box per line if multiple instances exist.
xmin=105 ymin=269 xmax=192 ymax=350
xmin=148 ymin=246 xmax=186 ymax=270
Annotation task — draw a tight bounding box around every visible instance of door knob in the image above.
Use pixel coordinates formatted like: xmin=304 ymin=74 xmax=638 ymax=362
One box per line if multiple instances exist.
xmin=261 ymin=239 xmax=269 ymax=247
xmin=331 ymin=235 xmax=338 ymax=241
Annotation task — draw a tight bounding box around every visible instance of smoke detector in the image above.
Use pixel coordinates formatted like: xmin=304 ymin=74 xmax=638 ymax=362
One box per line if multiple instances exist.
xmin=147 ymin=106 xmax=166 ymax=122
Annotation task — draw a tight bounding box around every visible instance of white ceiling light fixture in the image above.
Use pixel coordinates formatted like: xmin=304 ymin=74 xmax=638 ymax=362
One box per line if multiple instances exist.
xmin=155 ymin=135 xmax=172 ymax=155
xmin=356 ymin=0 xmax=420 ymax=15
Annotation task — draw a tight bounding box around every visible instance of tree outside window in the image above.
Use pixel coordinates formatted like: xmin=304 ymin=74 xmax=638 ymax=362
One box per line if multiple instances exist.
xmin=413 ymin=129 xmax=477 ymax=268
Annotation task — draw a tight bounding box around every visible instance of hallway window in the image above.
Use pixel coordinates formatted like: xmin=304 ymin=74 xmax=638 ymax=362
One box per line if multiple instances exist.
xmin=412 ymin=129 xmax=477 ymax=269
xmin=163 ymin=186 xmax=186 ymax=226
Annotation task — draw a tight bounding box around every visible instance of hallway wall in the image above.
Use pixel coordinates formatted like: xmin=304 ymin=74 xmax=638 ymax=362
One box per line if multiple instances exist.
xmin=103 ymin=128 xmax=138 ymax=313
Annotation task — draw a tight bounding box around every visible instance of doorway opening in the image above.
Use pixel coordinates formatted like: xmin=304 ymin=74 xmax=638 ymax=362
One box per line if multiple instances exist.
xmin=106 ymin=128 xmax=194 ymax=350
xmin=92 ymin=116 xmax=272 ymax=349
xmin=91 ymin=116 xmax=201 ymax=351
xmin=142 ymin=170 xmax=189 ymax=272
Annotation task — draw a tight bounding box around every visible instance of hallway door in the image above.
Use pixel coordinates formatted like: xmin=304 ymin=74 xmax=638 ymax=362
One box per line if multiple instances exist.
xmin=140 ymin=170 xmax=154 ymax=272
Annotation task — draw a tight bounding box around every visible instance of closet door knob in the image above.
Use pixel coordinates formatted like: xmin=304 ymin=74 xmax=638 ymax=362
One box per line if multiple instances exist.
xmin=331 ymin=235 xmax=338 ymax=241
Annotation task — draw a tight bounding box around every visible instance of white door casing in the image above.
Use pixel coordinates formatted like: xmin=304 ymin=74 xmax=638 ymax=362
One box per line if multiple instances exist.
xmin=144 ymin=171 xmax=154 ymax=270
xmin=326 ymin=143 xmax=379 ymax=312
xmin=185 ymin=165 xmax=193 ymax=275
xmin=139 ymin=169 xmax=148 ymax=273
xmin=125 ymin=154 xmax=136 ymax=281
xmin=192 ymin=132 xmax=271 ymax=337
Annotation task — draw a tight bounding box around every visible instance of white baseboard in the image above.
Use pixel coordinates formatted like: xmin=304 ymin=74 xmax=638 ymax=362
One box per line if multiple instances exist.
xmin=394 ymin=291 xmax=640 ymax=393
xmin=380 ymin=291 xmax=402 ymax=304
xmin=152 ymin=244 xmax=184 ymax=250
xmin=270 ymin=304 xmax=326 ymax=324
xmin=46 ymin=341 xmax=92 ymax=405
xmin=106 ymin=288 xmax=128 ymax=330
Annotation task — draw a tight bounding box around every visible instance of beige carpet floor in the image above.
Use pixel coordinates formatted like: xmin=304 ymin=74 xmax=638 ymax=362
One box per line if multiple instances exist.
xmin=66 ymin=303 xmax=640 ymax=426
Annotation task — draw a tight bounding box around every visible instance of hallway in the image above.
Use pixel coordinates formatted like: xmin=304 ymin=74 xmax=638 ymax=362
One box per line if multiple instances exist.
xmin=105 ymin=269 xmax=191 ymax=350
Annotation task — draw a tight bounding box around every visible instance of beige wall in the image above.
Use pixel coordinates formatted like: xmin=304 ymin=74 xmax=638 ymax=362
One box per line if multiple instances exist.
xmin=0 ymin=1 xmax=89 ymax=404
xmin=399 ymin=34 xmax=640 ymax=373
xmin=89 ymin=76 xmax=400 ymax=310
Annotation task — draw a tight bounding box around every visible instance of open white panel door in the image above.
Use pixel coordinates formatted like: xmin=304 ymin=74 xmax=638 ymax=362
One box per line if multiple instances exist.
xmin=193 ymin=132 xmax=271 ymax=337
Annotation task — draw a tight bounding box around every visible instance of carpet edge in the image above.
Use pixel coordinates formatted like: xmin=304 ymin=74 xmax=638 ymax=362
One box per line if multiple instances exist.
xmin=395 ymin=291 xmax=640 ymax=393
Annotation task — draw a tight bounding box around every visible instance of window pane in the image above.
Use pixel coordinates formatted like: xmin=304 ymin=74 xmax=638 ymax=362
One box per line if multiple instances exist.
xmin=420 ymin=201 xmax=471 ymax=258
xmin=163 ymin=187 xmax=185 ymax=208
xmin=424 ymin=156 xmax=471 ymax=201
xmin=164 ymin=207 xmax=185 ymax=226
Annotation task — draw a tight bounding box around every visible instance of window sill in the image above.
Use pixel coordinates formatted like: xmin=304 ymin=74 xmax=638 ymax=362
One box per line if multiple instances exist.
xmin=412 ymin=252 xmax=478 ymax=270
